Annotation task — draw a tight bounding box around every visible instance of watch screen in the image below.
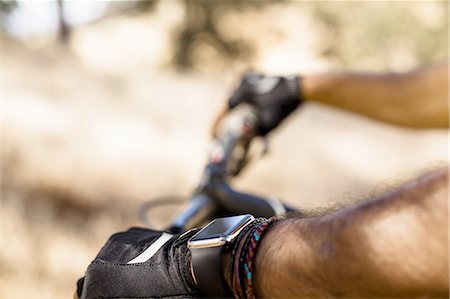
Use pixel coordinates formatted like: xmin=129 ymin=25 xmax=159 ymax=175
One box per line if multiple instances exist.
xmin=191 ymin=215 xmax=253 ymax=241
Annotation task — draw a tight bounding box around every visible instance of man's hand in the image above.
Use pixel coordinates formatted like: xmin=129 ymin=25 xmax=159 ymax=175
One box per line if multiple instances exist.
xmin=213 ymin=74 xmax=302 ymax=136
xmin=75 ymin=228 xmax=198 ymax=299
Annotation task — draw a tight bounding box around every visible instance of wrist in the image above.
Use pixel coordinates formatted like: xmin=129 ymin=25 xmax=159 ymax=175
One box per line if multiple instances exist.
xmin=188 ymin=215 xmax=257 ymax=297
xmin=254 ymin=218 xmax=328 ymax=298
xmin=221 ymin=218 xmax=276 ymax=298
xmin=299 ymin=75 xmax=314 ymax=102
xmin=253 ymin=220 xmax=286 ymax=297
xmin=284 ymin=75 xmax=304 ymax=103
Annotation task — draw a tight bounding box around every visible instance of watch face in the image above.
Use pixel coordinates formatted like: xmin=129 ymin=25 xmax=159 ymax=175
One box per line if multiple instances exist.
xmin=188 ymin=214 xmax=254 ymax=248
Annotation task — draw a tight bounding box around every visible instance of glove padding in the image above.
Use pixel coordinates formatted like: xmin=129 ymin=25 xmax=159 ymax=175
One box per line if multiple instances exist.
xmin=77 ymin=227 xmax=199 ymax=299
xmin=228 ymin=74 xmax=302 ymax=135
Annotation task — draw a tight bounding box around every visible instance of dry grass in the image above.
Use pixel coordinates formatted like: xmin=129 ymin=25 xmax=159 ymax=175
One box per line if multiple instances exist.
xmin=1 ymin=2 xmax=448 ymax=298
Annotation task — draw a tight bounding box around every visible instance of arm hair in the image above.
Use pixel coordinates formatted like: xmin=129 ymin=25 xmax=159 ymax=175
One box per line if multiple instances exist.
xmin=254 ymin=168 xmax=449 ymax=298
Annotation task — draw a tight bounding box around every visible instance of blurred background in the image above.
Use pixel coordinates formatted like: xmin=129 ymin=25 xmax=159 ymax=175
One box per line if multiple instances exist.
xmin=1 ymin=1 xmax=448 ymax=297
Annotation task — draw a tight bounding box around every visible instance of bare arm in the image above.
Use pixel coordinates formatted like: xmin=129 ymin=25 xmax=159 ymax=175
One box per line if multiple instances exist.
xmin=302 ymin=64 xmax=449 ymax=128
xmin=253 ymin=168 xmax=448 ymax=298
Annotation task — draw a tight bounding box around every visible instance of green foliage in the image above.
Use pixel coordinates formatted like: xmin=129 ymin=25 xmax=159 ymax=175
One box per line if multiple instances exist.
xmin=3 ymin=0 xmax=447 ymax=71
xmin=132 ymin=0 xmax=159 ymax=13
xmin=309 ymin=1 xmax=448 ymax=71
xmin=0 ymin=0 xmax=17 ymax=30
xmin=170 ymin=0 xmax=284 ymax=70
xmin=166 ymin=1 xmax=448 ymax=71
xmin=0 ymin=0 xmax=16 ymax=12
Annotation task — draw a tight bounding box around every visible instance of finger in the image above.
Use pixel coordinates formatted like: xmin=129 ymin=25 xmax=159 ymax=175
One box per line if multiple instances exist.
xmin=228 ymin=74 xmax=251 ymax=109
xmin=228 ymin=89 xmax=245 ymax=109
xmin=75 ymin=277 xmax=85 ymax=299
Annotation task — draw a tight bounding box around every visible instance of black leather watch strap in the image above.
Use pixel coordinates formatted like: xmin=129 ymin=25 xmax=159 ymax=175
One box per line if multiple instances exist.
xmin=191 ymin=246 xmax=232 ymax=298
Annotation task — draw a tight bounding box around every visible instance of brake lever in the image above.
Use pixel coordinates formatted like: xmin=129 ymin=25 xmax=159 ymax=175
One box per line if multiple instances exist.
xmin=230 ymin=136 xmax=269 ymax=177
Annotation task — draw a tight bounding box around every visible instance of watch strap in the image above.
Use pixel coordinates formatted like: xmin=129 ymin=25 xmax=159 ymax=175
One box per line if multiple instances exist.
xmin=191 ymin=246 xmax=231 ymax=298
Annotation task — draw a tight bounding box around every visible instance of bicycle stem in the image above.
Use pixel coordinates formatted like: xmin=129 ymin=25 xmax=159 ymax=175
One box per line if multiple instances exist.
xmin=168 ymin=104 xmax=295 ymax=233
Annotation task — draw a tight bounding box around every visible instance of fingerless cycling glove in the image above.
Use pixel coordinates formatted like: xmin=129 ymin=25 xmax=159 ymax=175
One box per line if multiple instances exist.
xmin=228 ymin=74 xmax=302 ymax=135
xmin=77 ymin=227 xmax=198 ymax=299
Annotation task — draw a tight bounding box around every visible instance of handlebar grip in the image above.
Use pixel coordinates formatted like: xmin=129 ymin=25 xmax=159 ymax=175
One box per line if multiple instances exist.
xmin=217 ymin=104 xmax=259 ymax=145
xmin=209 ymin=104 xmax=260 ymax=178
xmin=210 ymin=182 xmax=295 ymax=218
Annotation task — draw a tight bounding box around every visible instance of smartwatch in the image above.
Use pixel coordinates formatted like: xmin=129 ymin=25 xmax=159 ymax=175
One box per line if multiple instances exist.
xmin=188 ymin=214 xmax=255 ymax=298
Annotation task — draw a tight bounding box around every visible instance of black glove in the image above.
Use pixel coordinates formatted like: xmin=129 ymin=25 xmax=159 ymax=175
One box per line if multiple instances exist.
xmin=76 ymin=227 xmax=199 ymax=299
xmin=228 ymin=73 xmax=303 ymax=135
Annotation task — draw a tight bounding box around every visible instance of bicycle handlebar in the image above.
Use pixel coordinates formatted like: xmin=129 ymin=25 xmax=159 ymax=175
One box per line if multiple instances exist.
xmin=208 ymin=181 xmax=295 ymax=217
xmin=167 ymin=105 xmax=295 ymax=233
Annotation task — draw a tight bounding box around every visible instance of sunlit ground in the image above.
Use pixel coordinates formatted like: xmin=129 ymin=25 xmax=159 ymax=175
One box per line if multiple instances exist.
xmin=1 ymin=1 xmax=448 ymax=297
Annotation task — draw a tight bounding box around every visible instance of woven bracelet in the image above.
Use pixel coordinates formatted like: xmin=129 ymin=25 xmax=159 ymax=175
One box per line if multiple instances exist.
xmin=243 ymin=218 xmax=274 ymax=298
xmin=230 ymin=217 xmax=276 ymax=299
xmin=230 ymin=222 xmax=255 ymax=298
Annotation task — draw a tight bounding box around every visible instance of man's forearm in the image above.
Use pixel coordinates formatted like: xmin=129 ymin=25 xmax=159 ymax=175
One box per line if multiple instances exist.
xmin=254 ymin=168 xmax=449 ymax=298
xmin=301 ymin=64 xmax=449 ymax=128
